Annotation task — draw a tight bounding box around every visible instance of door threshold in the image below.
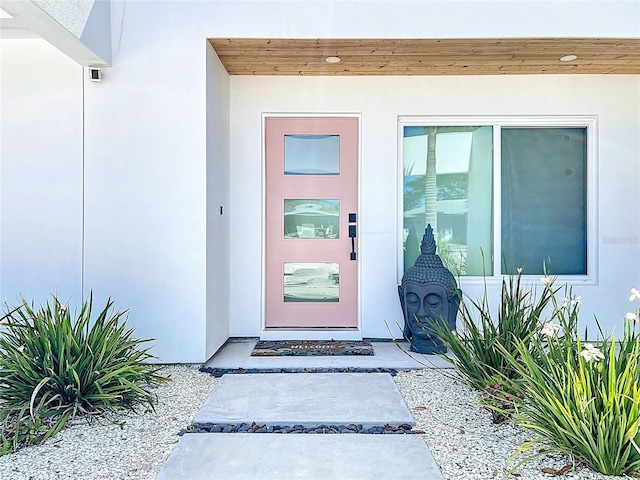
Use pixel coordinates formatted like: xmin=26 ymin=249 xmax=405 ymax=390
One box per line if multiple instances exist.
xmin=260 ymin=329 xmax=362 ymax=341
xmin=264 ymin=327 xmax=360 ymax=331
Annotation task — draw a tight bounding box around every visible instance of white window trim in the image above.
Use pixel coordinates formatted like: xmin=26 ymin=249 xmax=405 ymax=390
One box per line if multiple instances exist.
xmin=397 ymin=115 xmax=599 ymax=286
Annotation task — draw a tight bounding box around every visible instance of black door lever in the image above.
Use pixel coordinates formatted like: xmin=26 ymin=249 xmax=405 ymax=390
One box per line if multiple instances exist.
xmin=349 ymin=225 xmax=357 ymax=260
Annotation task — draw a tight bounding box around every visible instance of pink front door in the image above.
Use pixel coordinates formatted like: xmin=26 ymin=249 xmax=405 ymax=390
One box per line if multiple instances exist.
xmin=265 ymin=116 xmax=359 ymax=328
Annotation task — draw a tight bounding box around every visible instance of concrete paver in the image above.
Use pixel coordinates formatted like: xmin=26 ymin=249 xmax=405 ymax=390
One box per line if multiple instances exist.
xmin=156 ymin=433 xmax=444 ymax=480
xmin=193 ymin=372 xmax=414 ymax=427
xmin=203 ymin=340 xmax=453 ymax=370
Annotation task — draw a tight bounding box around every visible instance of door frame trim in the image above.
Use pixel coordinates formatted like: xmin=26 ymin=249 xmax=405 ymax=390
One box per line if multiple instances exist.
xmin=260 ymin=113 xmax=363 ymax=340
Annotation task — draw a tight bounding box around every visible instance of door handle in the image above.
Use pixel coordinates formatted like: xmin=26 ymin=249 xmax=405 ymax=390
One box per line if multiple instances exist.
xmin=349 ymin=223 xmax=357 ymax=261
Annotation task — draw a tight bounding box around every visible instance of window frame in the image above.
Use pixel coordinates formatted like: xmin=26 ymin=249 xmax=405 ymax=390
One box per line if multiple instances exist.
xmin=397 ymin=115 xmax=599 ymax=286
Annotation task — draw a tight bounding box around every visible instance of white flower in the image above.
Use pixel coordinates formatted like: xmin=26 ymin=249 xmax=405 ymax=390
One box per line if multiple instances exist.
xmin=563 ymin=295 xmax=582 ymax=309
xmin=540 ymin=322 xmax=561 ymax=337
xmin=17 ymin=345 xmax=26 ymax=353
xmin=517 ymin=267 xmax=523 ymax=274
xmin=626 ymin=312 xmax=638 ymax=322
xmin=580 ymin=343 xmax=604 ymax=362
xmin=630 ymin=288 xmax=640 ymax=302
xmin=540 ymin=276 xmax=551 ymax=285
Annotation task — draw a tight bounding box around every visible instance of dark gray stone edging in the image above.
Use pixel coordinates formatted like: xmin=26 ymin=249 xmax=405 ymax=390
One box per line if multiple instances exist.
xmin=180 ymin=422 xmax=415 ymax=436
xmin=199 ymin=367 xmax=400 ymax=377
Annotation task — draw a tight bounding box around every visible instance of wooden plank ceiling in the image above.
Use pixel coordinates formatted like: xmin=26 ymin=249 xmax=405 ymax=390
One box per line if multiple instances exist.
xmin=209 ymin=38 xmax=640 ymax=76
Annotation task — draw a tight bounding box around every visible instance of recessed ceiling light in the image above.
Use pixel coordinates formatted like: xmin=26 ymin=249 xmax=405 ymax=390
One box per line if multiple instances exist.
xmin=560 ymin=54 xmax=578 ymax=62
xmin=325 ymin=56 xmax=341 ymax=64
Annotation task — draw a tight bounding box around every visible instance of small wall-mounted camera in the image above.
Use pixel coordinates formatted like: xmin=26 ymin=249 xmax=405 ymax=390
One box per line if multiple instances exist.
xmin=89 ymin=68 xmax=102 ymax=82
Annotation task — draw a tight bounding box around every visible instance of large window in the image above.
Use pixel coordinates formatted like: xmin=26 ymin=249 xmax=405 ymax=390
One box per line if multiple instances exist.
xmin=400 ymin=117 xmax=596 ymax=279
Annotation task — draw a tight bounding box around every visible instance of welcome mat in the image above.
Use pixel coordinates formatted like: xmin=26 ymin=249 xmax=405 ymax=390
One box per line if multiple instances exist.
xmin=251 ymin=340 xmax=375 ymax=356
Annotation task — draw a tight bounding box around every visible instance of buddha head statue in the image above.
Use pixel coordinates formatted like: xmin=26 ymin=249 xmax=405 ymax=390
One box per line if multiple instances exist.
xmin=398 ymin=224 xmax=460 ymax=354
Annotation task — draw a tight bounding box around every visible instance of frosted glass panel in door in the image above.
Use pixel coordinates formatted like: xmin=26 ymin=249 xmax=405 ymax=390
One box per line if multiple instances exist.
xmin=284 ymin=135 xmax=340 ymax=175
xmin=284 ymin=262 xmax=339 ymax=302
xmin=284 ymin=199 xmax=340 ymax=238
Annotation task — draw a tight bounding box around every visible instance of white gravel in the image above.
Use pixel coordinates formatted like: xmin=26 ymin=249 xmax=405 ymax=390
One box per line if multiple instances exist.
xmin=393 ymin=369 xmax=624 ymax=480
xmin=0 ymin=366 xmax=630 ymax=480
xmin=0 ymin=365 xmax=217 ymax=480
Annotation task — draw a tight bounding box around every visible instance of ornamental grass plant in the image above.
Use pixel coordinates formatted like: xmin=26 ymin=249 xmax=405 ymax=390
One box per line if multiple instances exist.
xmin=431 ymin=269 xmax=555 ymax=394
xmin=0 ymin=294 xmax=168 ymax=453
xmin=432 ymin=266 xmax=640 ymax=476
xmin=501 ymin=284 xmax=640 ymax=477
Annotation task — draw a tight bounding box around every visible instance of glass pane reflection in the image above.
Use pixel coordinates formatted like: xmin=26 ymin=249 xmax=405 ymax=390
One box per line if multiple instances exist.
xmin=284 ymin=199 xmax=340 ymax=239
xmin=402 ymin=126 xmax=493 ymax=276
xmin=284 ymin=135 xmax=340 ymax=175
xmin=501 ymin=128 xmax=587 ymax=275
xmin=284 ymin=263 xmax=339 ymax=302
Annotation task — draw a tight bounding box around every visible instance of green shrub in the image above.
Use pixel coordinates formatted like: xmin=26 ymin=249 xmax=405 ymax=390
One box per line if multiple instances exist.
xmin=0 ymin=293 xmax=168 ymax=453
xmin=503 ymin=284 xmax=640 ymax=476
xmin=431 ymin=270 xmax=555 ymax=395
xmin=480 ymin=374 xmax=523 ymax=424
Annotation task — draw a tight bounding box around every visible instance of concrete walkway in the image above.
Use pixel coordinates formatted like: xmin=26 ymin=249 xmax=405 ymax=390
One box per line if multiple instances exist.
xmin=202 ymin=339 xmax=452 ymax=371
xmin=155 ymin=340 xmax=447 ymax=480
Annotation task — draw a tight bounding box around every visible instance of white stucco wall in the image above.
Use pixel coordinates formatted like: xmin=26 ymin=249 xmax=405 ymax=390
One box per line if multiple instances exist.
xmin=31 ymin=0 xmax=94 ymax=38
xmin=0 ymin=39 xmax=84 ymax=307
xmin=229 ymin=74 xmax=640 ymax=339
xmin=81 ymin=4 xmax=212 ymax=363
xmin=203 ymin=0 xmax=640 ymax=39
xmin=205 ymin=41 xmax=231 ymax=359
xmin=1 ymin=1 xmax=639 ymax=362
